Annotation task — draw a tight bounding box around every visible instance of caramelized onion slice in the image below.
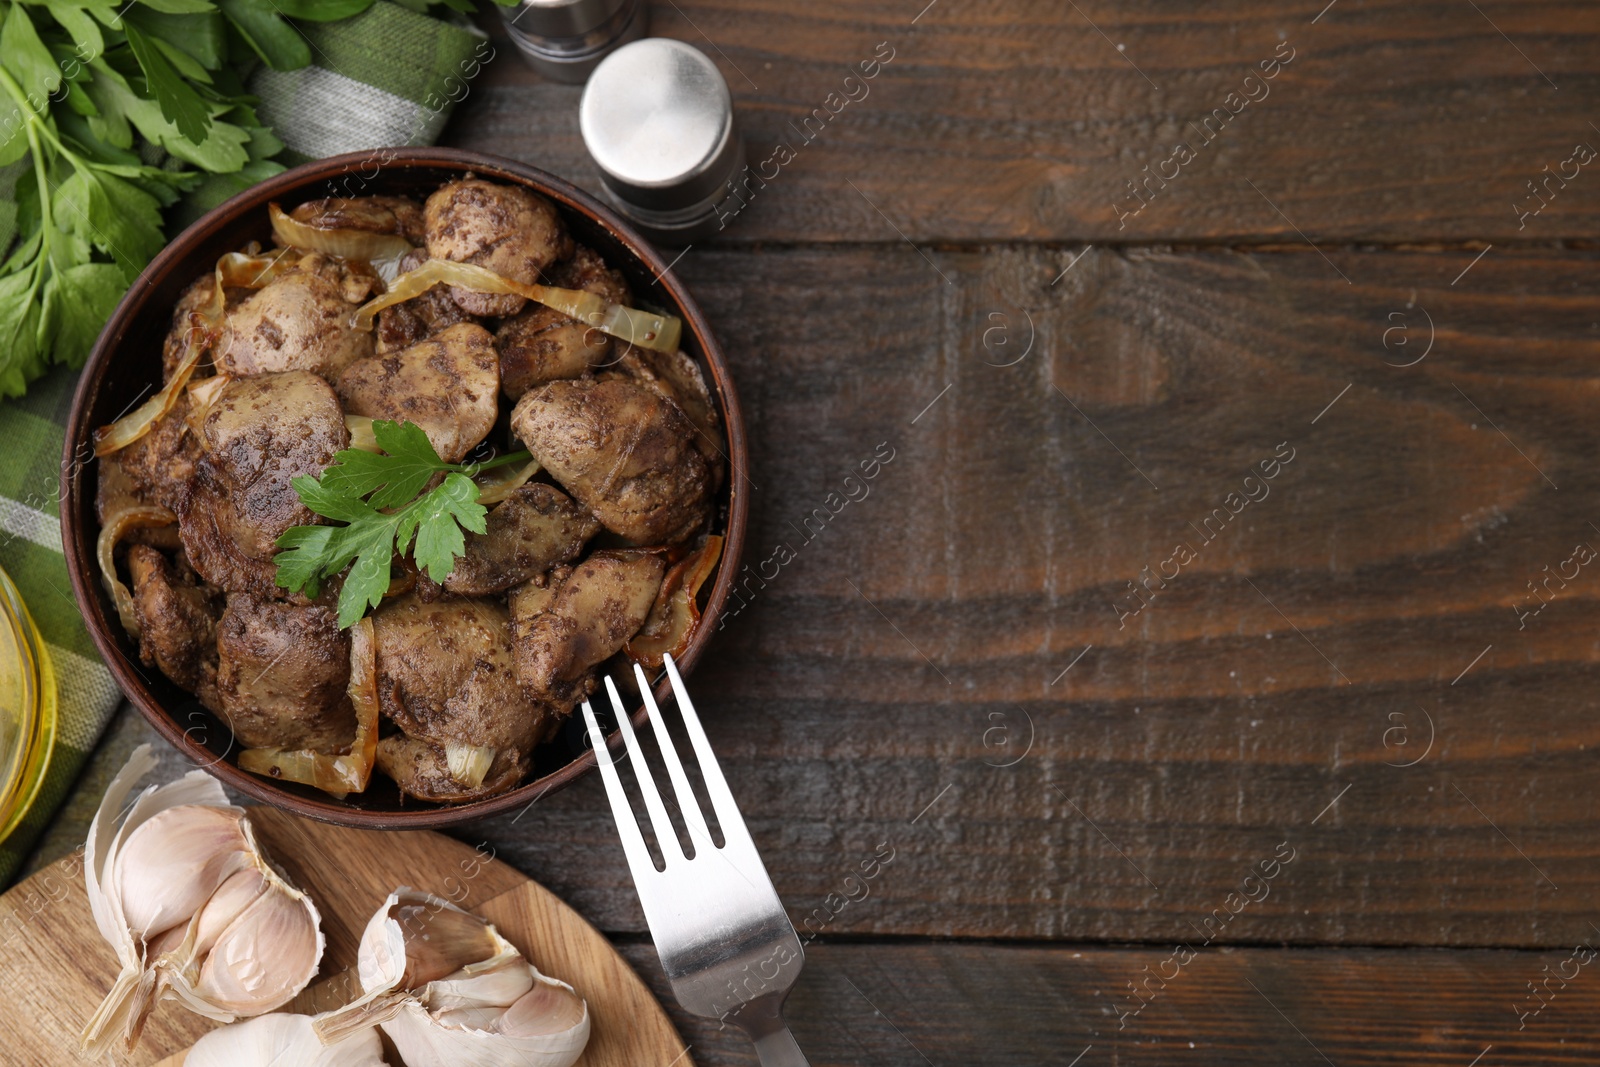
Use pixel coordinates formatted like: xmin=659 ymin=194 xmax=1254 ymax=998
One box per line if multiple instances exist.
xmin=445 ymin=742 xmax=496 ymax=789
xmin=96 ymin=505 xmax=178 ymax=640
xmin=473 ymin=457 xmax=541 ymax=505
xmin=349 ymin=259 xmax=682 ymax=354
xmin=92 ymin=329 xmax=207 ymax=457
xmin=344 ymin=414 xmax=380 ymax=453
xmin=237 ymin=616 xmax=381 ymax=799
xmin=184 ymin=373 xmax=232 ymax=437
xmin=268 ymin=203 xmax=412 ymax=282
xmin=626 ymin=535 xmax=724 ymax=668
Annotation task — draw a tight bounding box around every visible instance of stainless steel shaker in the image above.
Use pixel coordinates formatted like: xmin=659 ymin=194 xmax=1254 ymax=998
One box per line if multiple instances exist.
xmin=579 ymin=38 xmax=746 ymax=245
xmin=501 ymin=0 xmax=649 ymax=84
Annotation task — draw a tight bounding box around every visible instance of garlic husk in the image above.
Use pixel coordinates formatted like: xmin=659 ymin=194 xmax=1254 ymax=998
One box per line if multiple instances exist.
xmin=315 ymin=888 xmax=589 ymax=1067
xmin=185 ymin=1012 xmax=388 ymax=1067
xmin=80 ymin=746 xmax=325 ymax=1054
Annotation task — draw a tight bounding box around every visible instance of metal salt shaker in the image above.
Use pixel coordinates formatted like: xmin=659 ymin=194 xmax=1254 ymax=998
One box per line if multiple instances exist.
xmin=579 ymin=38 xmax=746 ymax=245
xmin=501 ymin=0 xmax=649 ymax=84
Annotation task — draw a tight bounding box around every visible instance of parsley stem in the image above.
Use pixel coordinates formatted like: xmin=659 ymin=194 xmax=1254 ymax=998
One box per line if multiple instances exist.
xmin=456 ymin=449 xmax=533 ymax=474
xmin=0 ymin=66 xmax=52 ymax=259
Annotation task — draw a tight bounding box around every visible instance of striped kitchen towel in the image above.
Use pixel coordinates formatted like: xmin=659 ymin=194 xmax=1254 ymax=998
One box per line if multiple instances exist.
xmin=0 ymin=364 xmax=123 ymax=887
xmin=251 ymin=1 xmax=491 ymax=165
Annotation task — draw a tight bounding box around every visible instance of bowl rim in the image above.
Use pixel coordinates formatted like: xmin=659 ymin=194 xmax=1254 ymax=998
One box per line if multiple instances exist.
xmin=60 ymin=147 xmax=749 ymax=829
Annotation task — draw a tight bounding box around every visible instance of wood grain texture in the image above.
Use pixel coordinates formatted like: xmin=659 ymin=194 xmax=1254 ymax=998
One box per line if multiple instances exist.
xmin=455 ymin=0 xmax=1600 ymax=242
xmin=0 ymin=808 xmax=687 ymax=1067
xmin=622 ymin=941 xmax=1600 ymax=1066
xmin=427 ymin=243 xmax=1600 ymax=949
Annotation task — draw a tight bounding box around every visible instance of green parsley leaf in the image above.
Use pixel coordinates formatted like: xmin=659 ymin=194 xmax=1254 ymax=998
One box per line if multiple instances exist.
xmin=217 ymin=0 xmax=311 ymax=70
xmin=45 ymin=262 xmax=125 ymax=367
xmin=273 ymin=421 xmax=530 ymax=628
xmin=50 ymin=7 xmax=105 ymax=59
xmin=0 ymin=268 xmax=47 ymax=398
xmin=400 ymin=472 xmax=487 ymax=583
xmin=2 ymin=7 xmax=63 ymax=102
xmin=123 ymin=22 xmax=212 ymax=143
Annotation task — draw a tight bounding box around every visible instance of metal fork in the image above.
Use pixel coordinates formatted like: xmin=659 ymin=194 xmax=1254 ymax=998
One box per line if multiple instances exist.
xmin=581 ymin=654 xmax=810 ymax=1067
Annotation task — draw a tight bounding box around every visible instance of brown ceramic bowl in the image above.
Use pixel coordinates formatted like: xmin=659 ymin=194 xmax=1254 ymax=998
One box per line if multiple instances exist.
xmin=61 ymin=148 xmax=747 ymax=829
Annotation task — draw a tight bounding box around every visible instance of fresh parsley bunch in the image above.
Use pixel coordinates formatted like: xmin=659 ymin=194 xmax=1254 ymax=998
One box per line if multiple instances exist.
xmin=275 ymin=420 xmax=531 ymax=628
xmin=0 ymin=0 xmax=388 ymax=397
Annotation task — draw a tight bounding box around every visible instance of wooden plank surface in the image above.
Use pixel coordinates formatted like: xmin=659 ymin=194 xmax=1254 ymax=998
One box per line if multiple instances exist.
xmin=623 ymin=941 xmax=1600 ymax=1066
xmin=459 ymin=243 xmax=1600 ymax=948
xmin=453 ymin=1 xmax=1600 ymax=243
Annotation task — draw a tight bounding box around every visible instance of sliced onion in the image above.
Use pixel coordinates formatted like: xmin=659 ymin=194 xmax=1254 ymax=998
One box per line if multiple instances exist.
xmin=344 ymin=414 xmax=380 ymax=453
xmin=350 ymin=258 xmax=682 ymax=354
xmin=212 ymin=247 xmax=304 ymax=299
xmin=269 ymin=202 xmax=412 ymax=283
xmin=445 ymin=742 xmax=496 ymax=789
xmin=96 ymin=505 xmax=178 ymax=640
xmin=93 ymin=326 xmax=207 ymax=456
xmin=184 ymin=373 xmax=232 ymax=437
xmin=626 ymin=535 xmax=723 ymax=668
xmin=473 ymin=458 xmax=540 ymax=505
xmin=238 ymin=617 xmax=380 ymax=799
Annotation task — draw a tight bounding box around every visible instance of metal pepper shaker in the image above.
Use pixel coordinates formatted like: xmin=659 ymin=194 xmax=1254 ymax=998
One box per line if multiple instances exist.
xmin=579 ymin=38 xmax=746 ymax=246
xmin=501 ymin=0 xmax=648 ymax=84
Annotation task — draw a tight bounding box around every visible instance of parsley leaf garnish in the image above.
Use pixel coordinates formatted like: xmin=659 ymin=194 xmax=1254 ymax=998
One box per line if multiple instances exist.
xmin=273 ymin=420 xmax=530 ymax=628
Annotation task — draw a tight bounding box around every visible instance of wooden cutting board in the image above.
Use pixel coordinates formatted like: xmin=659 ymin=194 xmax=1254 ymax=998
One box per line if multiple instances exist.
xmin=0 ymin=807 xmax=690 ymax=1067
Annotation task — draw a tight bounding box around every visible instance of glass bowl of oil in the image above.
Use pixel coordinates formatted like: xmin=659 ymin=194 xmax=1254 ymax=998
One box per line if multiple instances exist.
xmin=0 ymin=565 xmax=57 ymax=845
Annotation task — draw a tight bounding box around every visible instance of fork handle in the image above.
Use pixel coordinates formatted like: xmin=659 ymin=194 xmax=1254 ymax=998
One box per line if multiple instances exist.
xmin=751 ymin=1025 xmax=810 ymax=1067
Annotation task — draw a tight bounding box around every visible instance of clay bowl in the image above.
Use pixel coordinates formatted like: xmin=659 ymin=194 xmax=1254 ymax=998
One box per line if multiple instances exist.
xmin=61 ymin=148 xmax=747 ymax=829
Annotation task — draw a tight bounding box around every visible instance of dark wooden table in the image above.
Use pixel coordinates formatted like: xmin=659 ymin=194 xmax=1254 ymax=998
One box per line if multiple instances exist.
xmin=29 ymin=2 xmax=1600 ymax=1063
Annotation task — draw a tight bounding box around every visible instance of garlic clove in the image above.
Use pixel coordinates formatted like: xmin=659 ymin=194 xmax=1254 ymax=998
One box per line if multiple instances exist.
xmin=191 ymin=867 xmax=269 ymax=959
xmin=189 ymin=874 xmax=323 ymax=1017
xmin=82 ymin=748 xmax=327 ymax=1055
xmin=498 ymin=974 xmax=588 ymax=1037
xmin=115 ymin=804 xmax=252 ymax=940
xmin=185 ymin=1012 xmax=388 ymax=1067
xmin=391 ymin=899 xmax=503 ymax=987
xmin=383 ymin=995 xmax=589 ymax=1067
xmin=419 ymin=951 xmax=533 ymax=1014
xmin=356 ymin=887 xmax=502 ymax=996
xmin=82 ymin=747 xmax=249 ymax=1055
xmin=87 ymin=745 xmax=233 ymax=950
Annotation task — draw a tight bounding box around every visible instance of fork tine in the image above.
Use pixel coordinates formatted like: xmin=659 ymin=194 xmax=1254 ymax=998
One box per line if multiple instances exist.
xmin=661 ymin=653 xmax=751 ymax=849
xmin=633 ymin=662 xmax=717 ymax=854
xmin=605 ymin=675 xmax=686 ymax=863
xmin=580 ymin=700 xmax=659 ymax=883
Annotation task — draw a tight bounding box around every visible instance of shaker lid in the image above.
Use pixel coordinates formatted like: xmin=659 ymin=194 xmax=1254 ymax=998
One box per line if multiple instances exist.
xmin=504 ymin=0 xmax=633 ymax=39
xmin=580 ymin=38 xmax=740 ymax=213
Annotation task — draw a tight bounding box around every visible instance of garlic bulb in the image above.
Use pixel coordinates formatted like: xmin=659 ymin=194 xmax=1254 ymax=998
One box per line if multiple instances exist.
xmin=316 ymin=888 xmax=589 ymax=1067
xmin=80 ymin=746 xmax=325 ymax=1054
xmin=185 ymin=1012 xmax=388 ymax=1067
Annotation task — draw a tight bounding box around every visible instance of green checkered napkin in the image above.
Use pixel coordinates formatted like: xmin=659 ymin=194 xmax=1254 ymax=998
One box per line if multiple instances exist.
xmin=0 ymin=2 xmax=489 ymax=887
